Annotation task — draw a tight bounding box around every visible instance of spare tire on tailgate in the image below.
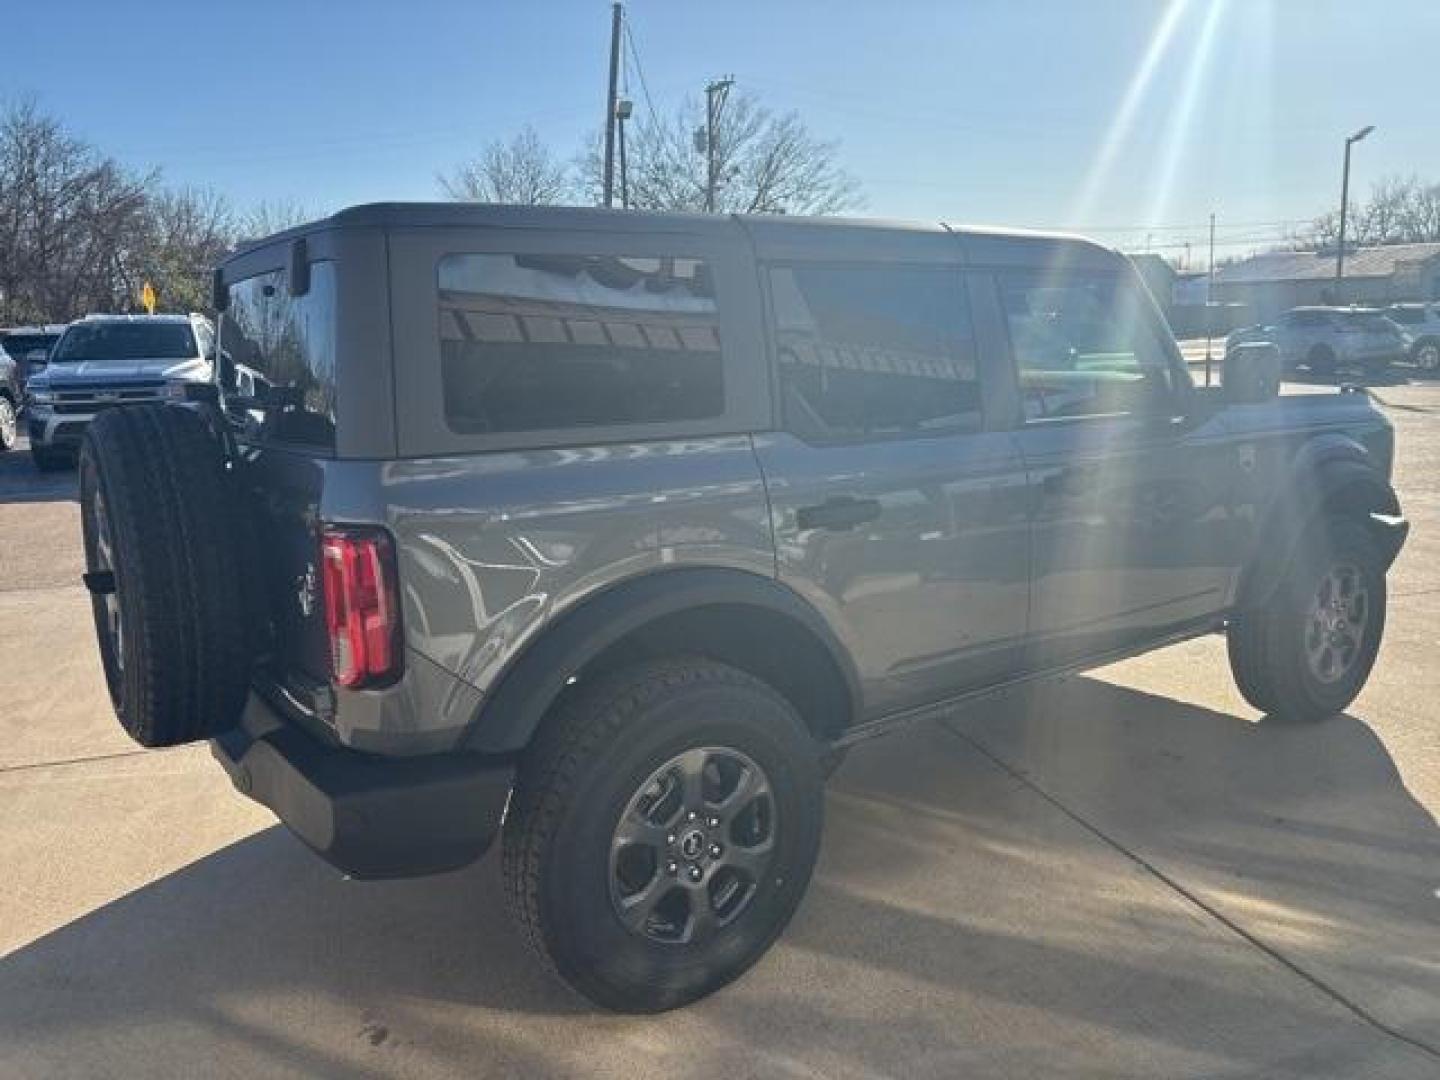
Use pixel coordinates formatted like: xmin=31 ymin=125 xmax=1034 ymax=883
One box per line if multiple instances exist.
xmin=79 ymin=403 xmax=257 ymax=747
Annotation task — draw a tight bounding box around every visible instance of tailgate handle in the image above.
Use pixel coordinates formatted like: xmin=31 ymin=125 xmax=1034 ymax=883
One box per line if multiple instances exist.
xmin=796 ymin=497 xmax=882 ymax=532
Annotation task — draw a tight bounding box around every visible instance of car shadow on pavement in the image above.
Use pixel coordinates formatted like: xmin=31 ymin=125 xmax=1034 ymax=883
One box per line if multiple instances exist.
xmin=2 ymin=679 xmax=1437 ymax=1077
xmin=0 ymin=441 xmax=77 ymax=504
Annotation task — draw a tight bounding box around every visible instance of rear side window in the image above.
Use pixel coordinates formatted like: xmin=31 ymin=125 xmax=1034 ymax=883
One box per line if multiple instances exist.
xmin=1000 ymin=272 xmax=1176 ymax=422
xmin=438 ymin=253 xmax=724 ymax=435
xmin=768 ymin=265 xmax=980 ymax=441
xmin=219 ymin=261 xmax=337 ymax=447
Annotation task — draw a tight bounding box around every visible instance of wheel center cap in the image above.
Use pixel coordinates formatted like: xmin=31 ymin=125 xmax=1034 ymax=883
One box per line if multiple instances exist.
xmin=679 ymin=827 xmax=706 ymax=860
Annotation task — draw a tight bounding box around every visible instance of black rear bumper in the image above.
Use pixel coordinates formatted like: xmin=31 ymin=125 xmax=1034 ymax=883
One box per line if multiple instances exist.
xmin=211 ymin=694 xmax=514 ymax=879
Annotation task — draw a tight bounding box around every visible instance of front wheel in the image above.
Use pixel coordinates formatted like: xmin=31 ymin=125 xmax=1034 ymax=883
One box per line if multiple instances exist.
xmin=0 ymin=396 xmax=16 ymax=451
xmin=1227 ymin=517 xmax=1386 ymax=722
xmin=503 ymin=658 xmax=824 ymax=1012
xmin=1412 ymin=339 xmax=1440 ymax=374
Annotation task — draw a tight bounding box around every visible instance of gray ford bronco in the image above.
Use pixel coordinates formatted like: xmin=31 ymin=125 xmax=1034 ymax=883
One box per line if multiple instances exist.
xmin=78 ymin=204 xmax=1408 ymax=1012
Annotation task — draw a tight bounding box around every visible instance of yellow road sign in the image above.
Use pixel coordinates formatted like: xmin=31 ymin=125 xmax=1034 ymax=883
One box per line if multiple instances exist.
xmin=141 ymin=282 xmax=156 ymax=314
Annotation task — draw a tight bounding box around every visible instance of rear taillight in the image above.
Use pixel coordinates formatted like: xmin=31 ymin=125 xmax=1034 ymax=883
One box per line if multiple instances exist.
xmin=320 ymin=525 xmax=402 ymax=688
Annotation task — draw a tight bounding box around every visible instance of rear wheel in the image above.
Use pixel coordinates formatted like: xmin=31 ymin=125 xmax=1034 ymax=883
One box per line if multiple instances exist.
xmin=503 ymin=657 xmax=824 ymax=1012
xmin=1227 ymin=517 xmax=1385 ymax=722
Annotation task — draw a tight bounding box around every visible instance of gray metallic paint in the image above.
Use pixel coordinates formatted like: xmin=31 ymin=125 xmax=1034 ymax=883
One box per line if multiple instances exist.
xmin=219 ymin=207 xmax=1403 ymax=760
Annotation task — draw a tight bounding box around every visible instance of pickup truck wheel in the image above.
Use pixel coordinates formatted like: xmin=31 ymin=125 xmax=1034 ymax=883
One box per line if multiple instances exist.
xmin=0 ymin=395 xmax=16 ymax=451
xmin=1227 ymin=518 xmax=1385 ymax=722
xmin=503 ymin=657 xmax=824 ymax=1012
xmin=79 ymin=405 xmax=256 ymax=747
xmin=1412 ymin=339 xmax=1440 ymax=373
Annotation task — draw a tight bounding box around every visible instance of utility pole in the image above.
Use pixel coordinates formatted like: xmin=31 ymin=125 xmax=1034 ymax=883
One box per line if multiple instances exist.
xmin=602 ymin=2 xmax=623 ymax=208
xmin=1335 ymin=124 xmax=1375 ymax=300
xmin=617 ymin=98 xmax=633 ymax=209
xmin=1205 ymin=212 xmax=1216 ymax=386
xmin=703 ymin=76 xmax=734 ymax=213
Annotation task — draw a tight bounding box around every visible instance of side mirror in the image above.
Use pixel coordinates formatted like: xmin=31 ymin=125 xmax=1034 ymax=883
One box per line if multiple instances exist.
xmin=1223 ymin=342 xmax=1281 ymax=404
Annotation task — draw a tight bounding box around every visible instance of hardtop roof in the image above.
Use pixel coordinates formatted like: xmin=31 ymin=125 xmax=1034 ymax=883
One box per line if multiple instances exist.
xmin=232 ymin=201 xmax=1121 ymax=270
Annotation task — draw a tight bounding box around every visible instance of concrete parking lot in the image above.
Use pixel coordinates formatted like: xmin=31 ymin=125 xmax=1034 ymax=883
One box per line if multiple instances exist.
xmin=2 ymin=384 xmax=1437 ymax=1079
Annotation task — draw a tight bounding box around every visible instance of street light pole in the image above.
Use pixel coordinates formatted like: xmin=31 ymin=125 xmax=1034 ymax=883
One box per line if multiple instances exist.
xmin=1335 ymin=124 xmax=1375 ymax=298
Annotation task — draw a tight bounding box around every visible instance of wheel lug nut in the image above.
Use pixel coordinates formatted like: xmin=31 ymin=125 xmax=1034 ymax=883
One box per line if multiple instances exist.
xmin=709 ymin=843 xmax=722 ymax=858
xmin=706 ymin=816 xmax=720 ymax=829
xmin=666 ymin=833 xmax=676 ymax=845
xmin=687 ymin=864 xmax=703 ymax=882
xmin=687 ymin=811 xmax=698 ymax=822
xmin=666 ymin=861 xmax=678 ymax=875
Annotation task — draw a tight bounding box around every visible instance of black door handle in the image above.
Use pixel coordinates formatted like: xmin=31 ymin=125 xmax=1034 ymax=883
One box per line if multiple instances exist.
xmin=796 ymin=497 xmax=882 ymax=532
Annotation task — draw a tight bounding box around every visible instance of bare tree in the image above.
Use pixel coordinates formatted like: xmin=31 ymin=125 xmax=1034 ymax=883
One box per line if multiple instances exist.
xmin=439 ymin=125 xmax=572 ymax=205
xmin=135 ymin=187 xmax=235 ymax=313
xmin=0 ymin=100 xmax=153 ymax=322
xmin=238 ymin=198 xmax=320 ymax=240
xmin=580 ymin=92 xmax=861 ymax=215
xmin=1297 ymin=174 xmax=1440 ymax=250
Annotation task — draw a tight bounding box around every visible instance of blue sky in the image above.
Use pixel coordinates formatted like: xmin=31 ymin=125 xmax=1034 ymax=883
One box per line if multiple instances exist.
xmin=5 ymin=0 xmax=1437 ymax=261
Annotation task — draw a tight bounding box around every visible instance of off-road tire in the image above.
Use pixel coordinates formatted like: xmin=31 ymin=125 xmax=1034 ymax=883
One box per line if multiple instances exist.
xmin=503 ymin=657 xmax=825 ymax=1012
xmin=1227 ymin=517 xmax=1385 ymax=722
xmin=32 ymin=444 xmax=73 ymax=471
xmin=79 ymin=404 xmax=256 ymax=747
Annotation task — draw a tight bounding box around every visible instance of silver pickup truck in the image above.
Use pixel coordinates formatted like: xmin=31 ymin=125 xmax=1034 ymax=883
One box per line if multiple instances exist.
xmin=24 ymin=313 xmax=216 ymax=470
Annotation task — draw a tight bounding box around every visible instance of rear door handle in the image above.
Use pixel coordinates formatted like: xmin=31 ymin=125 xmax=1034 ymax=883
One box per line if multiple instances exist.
xmin=796 ymin=497 xmax=882 ymax=532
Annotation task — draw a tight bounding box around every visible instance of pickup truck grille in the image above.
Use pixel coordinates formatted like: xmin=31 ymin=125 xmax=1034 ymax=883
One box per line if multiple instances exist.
xmin=52 ymin=381 xmax=167 ymax=414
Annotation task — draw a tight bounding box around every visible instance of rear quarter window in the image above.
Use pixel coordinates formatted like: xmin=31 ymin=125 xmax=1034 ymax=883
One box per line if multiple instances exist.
xmin=437 ymin=253 xmax=724 ymax=435
xmin=219 ymin=261 xmax=337 ymax=447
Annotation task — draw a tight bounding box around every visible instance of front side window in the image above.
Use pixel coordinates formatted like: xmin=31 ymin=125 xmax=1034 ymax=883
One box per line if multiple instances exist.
xmin=769 ymin=264 xmax=980 ymax=441
xmin=220 ymin=261 xmax=337 ymax=447
xmin=1000 ymin=273 xmax=1177 ymax=422
xmin=52 ymin=322 xmax=197 ymax=362
xmin=438 ymin=253 xmax=724 ymax=435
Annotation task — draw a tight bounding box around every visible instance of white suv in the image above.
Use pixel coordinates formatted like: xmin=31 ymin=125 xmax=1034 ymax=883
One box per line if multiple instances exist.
xmin=1227 ymin=306 xmax=1407 ymax=378
xmin=1382 ymin=303 xmax=1440 ymax=373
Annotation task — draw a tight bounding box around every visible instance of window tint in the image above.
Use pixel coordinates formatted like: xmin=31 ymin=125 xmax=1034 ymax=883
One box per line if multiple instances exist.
xmin=1291 ymin=309 xmax=1331 ymax=327
xmin=438 ymin=253 xmax=724 ymax=435
xmin=1386 ymin=307 xmax=1423 ymax=325
xmin=1000 ymin=272 xmax=1177 ymax=422
xmin=220 ymin=260 xmax=337 ymax=447
xmin=769 ymin=265 xmax=980 ymax=441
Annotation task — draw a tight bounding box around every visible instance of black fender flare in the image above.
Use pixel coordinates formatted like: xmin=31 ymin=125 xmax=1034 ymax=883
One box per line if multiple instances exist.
xmin=461 ymin=567 xmax=862 ymax=754
xmin=1237 ymin=440 xmax=1405 ymax=611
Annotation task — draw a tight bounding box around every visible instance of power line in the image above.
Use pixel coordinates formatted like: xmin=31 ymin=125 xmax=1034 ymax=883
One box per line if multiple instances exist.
xmin=622 ymin=15 xmax=661 ymax=127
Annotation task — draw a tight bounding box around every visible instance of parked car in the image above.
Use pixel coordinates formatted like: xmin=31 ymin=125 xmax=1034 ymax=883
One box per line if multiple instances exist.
xmin=77 ymin=204 xmax=1408 ymax=1013
xmin=0 ymin=342 xmax=19 ymax=452
xmin=0 ymin=323 xmax=67 ymax=390
xmin=24 ymin=313 xmax=216 ymax=470
xmin=1226 ymin=305 xmax=1407 ymax=376
xmin=1380 ymin=302 xmax=1440 ymax=373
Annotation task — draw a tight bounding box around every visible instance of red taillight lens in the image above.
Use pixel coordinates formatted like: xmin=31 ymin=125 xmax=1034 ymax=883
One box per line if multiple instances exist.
xmin=320 ymin=526 xmax=402 ymax=688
